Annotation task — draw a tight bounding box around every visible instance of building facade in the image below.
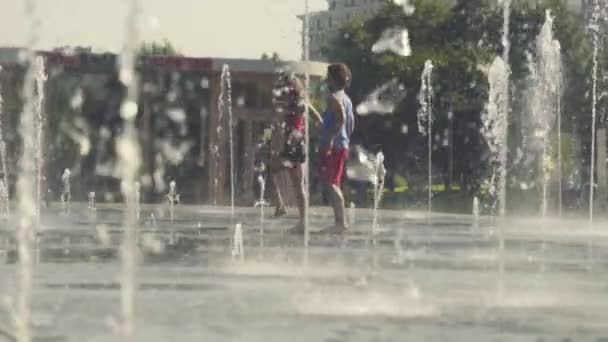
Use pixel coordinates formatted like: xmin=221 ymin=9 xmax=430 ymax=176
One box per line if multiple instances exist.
xmin=302 ymin=0 xmax=386 ymax=60
xmin=0 ymin=47 xmax=327 ymax=205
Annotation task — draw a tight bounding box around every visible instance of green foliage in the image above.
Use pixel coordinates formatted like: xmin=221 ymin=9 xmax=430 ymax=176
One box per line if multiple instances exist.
xmin=137 ymin=39 xmax=182 ymax=57
xmin=321 ymin=0 xmax=595 ymax=197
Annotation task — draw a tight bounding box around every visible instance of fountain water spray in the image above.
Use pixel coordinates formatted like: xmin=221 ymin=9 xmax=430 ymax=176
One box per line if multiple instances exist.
xmin=588 ymin=0 xmax=605 ymax=223
xmin=372 ymin=152 xmax=386 ymax=236
xmin=33 ymin=59 xmax=47 ymax=222
xmin=0 ymin=67 xmax=9 ymax=218
xmin=349 ymin=202 xmax=356 ymax=227
xmin=88 ymin=192 xmax=96 ymax=210
xmin=498 ymin=0 xmax=512 ymax=217
xmin=0 ymin=180 xmax=7 ymax=220
xmin=482 ymin=57 xmax=509 ymax=214
xmin=166 ymin=181 xmax=179 ymax=224
xmin=231 ymin=223 xmax=244 ymax=261
xmin=254 ymin=174 xmax=267 ymax=248
xmin=117 ymin=0 xmax=142 ymax=339
xmin=417 ymin=60 xmax=434 ymax=216
xmin=527 ymin=10 xmax=562 ymax=217
xmin=134 ymin=182 xmax=140 ymax=221
xmin=303 ymin=0 xmax=311 ymax=252
xmin=219 ymin=65 xmax=235 ymax=222
xmin=472 ymin=196 xmax=480 ymax=229
xmin=60 ymin=169 xmax=71 ymax=214
xmin=15 ymin=1 xmax=43 ymax=340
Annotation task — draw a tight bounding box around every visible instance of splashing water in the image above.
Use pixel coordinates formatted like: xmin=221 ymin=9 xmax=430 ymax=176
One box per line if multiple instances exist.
xmin=372 ymin=152 xmax=386 ymax=236
xmin=356 ymin=79 xmax=406 ymax=116
xmin=391 ymin=0 xmax=415 ymax=14
xmin=0 ymin=180 xmax=7 ymax=219
xmin=219 ymin=64 xmax=235 ymax=221
xmin=349 ymin=202 xmax=356 ymax=227
xmin=371 ymin=28 xmax=411 ymax=57
xmin=0 ymin=67 xmax=8 ymax=218
xmin=526 ymin=10 xmax=562 ymax=217
xmin=232 ymin=223 xmax=244 ymax=261
xmin=254 ymin=172 xmax=267 ymax=248
xmin=33 ymin=57 xmax=47 ymax=222
xmin=417 ymin=60 xmax=434 ymax=216
xmin=60 ymin=169 xmax=71 ymax=214
xmin=88 ymin=192 xmax=96 ymax=210
xmin=482 ymin=57 xmax=509 ymax=214
xmin=134 ymin=182 xmax=141 ymax=221
xmin=16 ymin=2 xmax=41 ymax=341
xmin=498 ymin=0 xmax=512 ymax=218
xmin=472 ymin=196 xmax=480 ymax=229
xmin=303 ymin=0 xmax=311 ymax=253
xmin=588 ymin=0 xmax=607 ymax=223
xmin=166 ymin=180 xmax=179 ymax=224
xmin=117 ymin=0 xmax=143 ymax=339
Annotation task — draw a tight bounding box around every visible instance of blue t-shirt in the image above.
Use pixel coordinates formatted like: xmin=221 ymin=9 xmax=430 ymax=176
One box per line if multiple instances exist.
xmin=320 ymin=90 xmax=354 ymax=150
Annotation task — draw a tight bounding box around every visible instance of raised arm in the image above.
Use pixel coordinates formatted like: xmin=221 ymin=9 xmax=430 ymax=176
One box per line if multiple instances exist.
xmin=307 ymin=103 xmax=323 ymax=126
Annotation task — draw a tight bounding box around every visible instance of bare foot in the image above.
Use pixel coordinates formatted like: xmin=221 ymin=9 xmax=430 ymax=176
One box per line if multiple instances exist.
xmin=273 ymin=206 xmax=288 ymax=218
xmin=287 ymin=223 xmax=305 ymax=235
xmin=319 ymin=225 xmax=348 ymax=235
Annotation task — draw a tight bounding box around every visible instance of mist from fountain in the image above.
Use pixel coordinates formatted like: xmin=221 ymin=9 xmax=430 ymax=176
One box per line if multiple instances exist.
xmin=134 ymin=182 xmax=141 ymax=221
xmin=232 ymin=223 xmax=244 ymax=261
xmin=417 ymin=60 xmax=434 ymax=217
xmin=255 ymin=175 xmax=266 ymax=248
xmin=166 ymin=181 xmax=179 ymax=224
xmin=482 ymin=57 xmax=509 ymax=214
xmin=588 ymin=0 xmax=606 ymax=223
xmin=0 ymin=179 xmax=7 ymax=221
xmin=472 ymin=196 xmax=480 ymax=229
xmin=88 ymin=192 xmax=96 ymax=210
xmin=116 ymin=0 xmax=142 ymax=339
xmin=15 ymin=2 xmax=42 ymax=341
xmin=33 ymin=58 xmax=47 ymax=222
xmin=372 ymin=152 xmax=386 ymax=237
xmin=498 ymin=0 xmax=512 ymax=217
xmin=60 ymin=169 xmax=71 ymax=215
xmin=0 ymin=67 xmax=8 ymax=218
xmin=219 ymin=65 xmax=235 ymax=222
xmin=526 ymin=10 xmax=562 ymax=217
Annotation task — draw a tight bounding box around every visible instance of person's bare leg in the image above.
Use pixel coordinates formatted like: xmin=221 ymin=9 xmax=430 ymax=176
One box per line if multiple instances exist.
xmin=270 ymin=159 xmax=287 ymax=217
xmin=288 ymin=165 xmax=306 ymax=232
xmin=330 ymin=184 xmax=347 ymax=229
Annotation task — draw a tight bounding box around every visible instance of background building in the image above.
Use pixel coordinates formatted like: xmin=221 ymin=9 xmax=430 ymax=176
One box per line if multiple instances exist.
xmin=0 ymin=47 xmax=327 ymax=205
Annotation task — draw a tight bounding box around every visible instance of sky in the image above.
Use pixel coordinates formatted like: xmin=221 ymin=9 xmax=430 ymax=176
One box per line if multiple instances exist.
xmin=0 ymin=0 xmax=326 ymax=61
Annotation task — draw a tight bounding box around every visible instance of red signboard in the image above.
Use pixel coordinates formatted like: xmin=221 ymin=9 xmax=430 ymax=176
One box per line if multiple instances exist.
xmin=38 ymin=51 xmax=213 ymax=72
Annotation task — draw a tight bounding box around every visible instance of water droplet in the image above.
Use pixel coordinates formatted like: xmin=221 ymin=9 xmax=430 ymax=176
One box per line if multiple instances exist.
xmin=357 ymin=79 xmax=405 ymax=115
xmin=372 ymin=28 xmax=411 ymax=57
xmin=167 ymin=108 xmax=186 ymax=123
xmin=120 ymin=101 xmax=138 ymax=120
xmin=70 ymin=88 xmax=84 ymax=109
xmin=200 ymin=77 xmax=210 ymax=89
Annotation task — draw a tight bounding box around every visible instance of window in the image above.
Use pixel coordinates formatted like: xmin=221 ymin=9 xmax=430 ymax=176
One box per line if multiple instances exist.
xmin=328 ymin=16 xmax=333 ymax=27
xmin=329 ymin=0 xmax=336 ymax=10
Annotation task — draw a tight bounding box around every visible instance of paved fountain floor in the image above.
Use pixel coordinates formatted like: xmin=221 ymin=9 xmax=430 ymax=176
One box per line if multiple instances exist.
xmin=0 ymin=203 xmax=607 ymax=341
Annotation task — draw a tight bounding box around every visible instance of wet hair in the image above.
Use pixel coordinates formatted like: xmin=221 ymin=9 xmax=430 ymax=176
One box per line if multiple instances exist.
xmin=327 ymin=63 xmax=351 ymax=90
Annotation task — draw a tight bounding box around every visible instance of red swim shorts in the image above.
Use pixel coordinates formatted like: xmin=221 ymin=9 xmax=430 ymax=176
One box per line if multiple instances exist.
xmin=319 ymin=147 xmax=349 ymax=186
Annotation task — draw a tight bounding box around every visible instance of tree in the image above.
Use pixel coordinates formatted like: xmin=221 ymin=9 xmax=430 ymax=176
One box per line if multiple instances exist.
xmin=137 ymin=39 xmax=182 ymax=57
xmin=321 ymin=0 xmax=595 ymax=198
